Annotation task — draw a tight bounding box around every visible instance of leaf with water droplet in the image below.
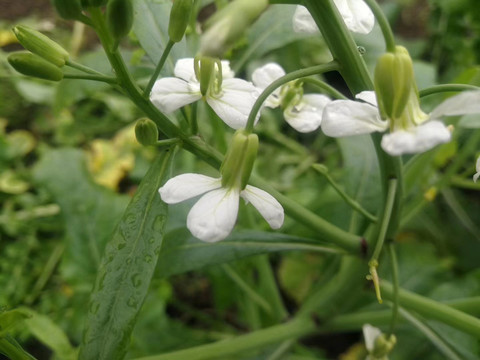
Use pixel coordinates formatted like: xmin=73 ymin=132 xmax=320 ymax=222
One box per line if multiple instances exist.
xmin=79 ymin=147 xmax=175 ymax=360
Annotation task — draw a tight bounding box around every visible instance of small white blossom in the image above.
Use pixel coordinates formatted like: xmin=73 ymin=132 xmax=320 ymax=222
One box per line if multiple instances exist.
xmin=252 ymin=63 xmax=331 ymax=133
xmin=159 ymin=173 xmax=284 ymax=242
xmin=150 ymin=58 xmax=259 ymax=129
xmin=293 ymin=0 xmax=375 ymax=35
xmin=474 ymin=156 xmax=480 ymax=183
xmin=322 ymin=91 xmax=480 ymax=156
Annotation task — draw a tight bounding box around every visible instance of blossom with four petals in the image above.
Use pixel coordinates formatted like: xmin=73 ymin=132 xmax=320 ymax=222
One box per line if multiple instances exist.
xmin=252 ymin=63 xmax=331 ymax=132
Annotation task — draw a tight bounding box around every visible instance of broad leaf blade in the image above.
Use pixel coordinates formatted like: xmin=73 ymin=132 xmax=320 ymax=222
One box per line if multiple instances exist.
xmin=78 ymin=148 xmax=174 ymax=360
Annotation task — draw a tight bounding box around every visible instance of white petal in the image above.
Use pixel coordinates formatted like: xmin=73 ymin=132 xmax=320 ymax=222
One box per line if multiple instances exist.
xmin=252 ymin=63 xmax=286 ymax=90
xmin=220 ymin=60 xmax=235 ymax=79
xmin=381 ymin=120 xmax=451 ymax=156
xmin=173 ymin=58 xmax=197 ymax=83
xmin=363 ymin=324 xmax=381 ymax=351
xmin=150 ymin=77 xmax=201 ymax=113
xmin=334 ymin=0 xmax=375 ymax=34
xmin=284 ymin=94 xmax=331 ymax=132
xmin=355 ymin=90 xmax=378 ymax=106
xmin=241 ymin=185 xmax=284 ymax=229
xmin=159 ymin=174 xmax=221 ymax=204
xmin=430 ymin=91 xmax=480 ymax=119
xmin=187 ymin=188 xmax=239 ymax=242
xmin=322 ymin=99 xmax=387 ymax=137
xmin=473 ymin=156 xmax=480 ymax=183
xmin=292 ymin=6 xmax=319 ymax=34
xmin=207 ymin=79 xmax=260 ymax=129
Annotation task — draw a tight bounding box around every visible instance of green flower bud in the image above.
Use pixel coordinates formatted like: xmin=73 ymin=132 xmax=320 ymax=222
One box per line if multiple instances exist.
xmin=168 ymin=0 xmax=193 ymax=43
xmin=374 ymin=45 xmax=415 ymax=120
xmin=12 ymin=25 xmax=69 ymax=67
xmin=8 ymin=52 xmax=64 ymax=81
xmin=106 ymin=0 xmax=134 ymax=42
xmin=52 ymin=0 xmax=83 ymax=20
xmin=199 ymin=0 xmax=268 ymax=57
xmin=221 ymin=130 xmax=258 ymax=190
xmin=135 ymin=118 xmax=158 ymax=146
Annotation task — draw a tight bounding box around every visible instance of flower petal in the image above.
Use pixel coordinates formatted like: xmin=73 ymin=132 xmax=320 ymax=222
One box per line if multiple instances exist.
xmin=241 ymin=185 xmax=284 ymax=229
xmin=363 ymin=324 xmax=381 ymax=351
xmin=252 ymin=63 xmax=285 ymax=108
xmin=150 ymin=77 xmax=201 ymax=113
xmin=322 ymin=99 xmax=387 ymax=137
xmin=474 ymin=156 xmax=480 ymax=183
xmin=292 ymin=6 xmax=319 ymax=34
xmin=187 ymin=188 xmax=239 ymax=242
xmin=430 ymin=91 xmax=480 ymax=119
xmin=220 ymin=60 xmax=235 ymax=79
xmin=207 ymin=78 xmax=260 ymax=129
xmin=355 ymin=90 xmax=378 ymax=106
xmin=381 ymin=120 xmax=451 ymax=156
xmin=173 ymin=58 xmax=197 ymax=82
xmin=334 ymin=0 xmax=375 ymax=34
xmin=159 ymin=173 xmax=221 ymax=204
xmin=284 ymin=94 xmax=331 ymax=132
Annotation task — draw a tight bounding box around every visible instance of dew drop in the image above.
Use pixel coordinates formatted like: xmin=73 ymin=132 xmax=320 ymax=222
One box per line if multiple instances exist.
xmin=131 ymin=274 xmax=142 ymax=288
xmin=154 ymin=246 xmax=162 ymax=255
xmin=127 ymin=296 xmax=138 ymax=308
xmin=148 ymin=238 xmax=155 ymax=244
xmin=117 ymin=241 xmax=127 ymax=250
xmin=357 ymin=46 xmax=366 ymax=55
xmin=89 ymin=301 xmax=100 ymax=314
xmin=126 ymin=257 xmax=133 ymax=265
xmin=144 ymin=254 xmax=153 ymax=263
xmin=152 ymin=215 xmax=166 ymax=232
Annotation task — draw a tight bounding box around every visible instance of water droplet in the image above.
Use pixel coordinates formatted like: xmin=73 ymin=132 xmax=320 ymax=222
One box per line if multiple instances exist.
xmin=117 ymin=241 xmax=127 ymax=250
xmin=357 ymin=46 xmax=366 ymax=55
xmin=144 ymin=254 xmax=153 ymax=263
xmin=154 ymin=246 xmax=162 ymax=255
xmin=126 ymin=257 xmax=132 ymax=265
xmin=89 ymin=301 xmax=100 ymax=314
xmin=127 ymin=296 xmax=138 ymax=308
xmin=148 ymin=238 xmax=155 ymax=244
xmin=152 ymin=215 xmax=166 ymax=232
xmin=131 ymin=274 xmax=142 ymax=288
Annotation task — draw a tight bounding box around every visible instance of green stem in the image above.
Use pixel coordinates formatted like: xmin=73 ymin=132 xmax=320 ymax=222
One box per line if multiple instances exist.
xmin=363 ymin=0 xmax=396 ymax=52
xmin=0 ymin=337 xmax=37 ymax=360
xmin=65 ymin=60 xmax=107 ymax=76
xmin=143 ymin=39 xmax=175 ymax=97
xmin=381 ymin=281 xmax=480 ymax=338
xmin=245 ymin=62 xmax=339 ymax=132
xmin=312 ymin=164 xmax=377 ymax=222
xmin=300 ymin=77 xmax=347 ymax=99
xmin=63 ymin=74 xmax=118 ymax=84
xmin=419 ymin=84 xmax=480 ymax=98
xmin=387 ymin=242 xmax=399 ymax=336
xmin=134 ymin=317 xmax=316 ymax=360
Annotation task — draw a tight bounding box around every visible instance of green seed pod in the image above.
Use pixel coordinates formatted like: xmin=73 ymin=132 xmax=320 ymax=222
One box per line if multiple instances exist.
xmin=135 ymin=118 xmax=159 ymax=146
xmin=168 ymin=0 xmax=193 ymax=43
xmin=52 ymin=0 xmax=83 ymax=19
xmin=8 ymin=52 xmax=64 ymax=81
xmin=106 ymin=0 xmax=134 ymax=42
xmin=13 ymin=25 xmax=69 ymax=67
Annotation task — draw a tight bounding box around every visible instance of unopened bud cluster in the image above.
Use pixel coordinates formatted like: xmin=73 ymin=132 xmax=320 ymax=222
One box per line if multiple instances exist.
xmin=135 ymin=118 xmax=159 ymax=146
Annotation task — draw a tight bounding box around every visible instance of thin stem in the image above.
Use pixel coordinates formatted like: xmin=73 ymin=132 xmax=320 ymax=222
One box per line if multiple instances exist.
xmin=387 ymin=242 xmax=399 ymax=336
xmin=143 ymin=39 xmax=175 ymax=97
xmin=245 ymin=62 xmax=339 ymax=132
xmin=419 ymin=84 xmax=480 ymax=98
xmin=63 ymin=73 xmax=118 ymax=84
xmin=312 ymin=164 xmax=378 ymax=223
xmin=222 ymin=264 xmax=273 ymax=315
xmin=381 ymin=281 xmax=480 ymax=338
xmin=0 ymin=337 xmax=37 ymax=360
xmin=363 ymin=0 xmax=396 ymax=52
xmin=66 ymin=60 xmax=107 ymax=76
xmin=300 ymin=77 xmax=347 ymax=99
xmin=134 ymin=317 xmax=316 ymax=360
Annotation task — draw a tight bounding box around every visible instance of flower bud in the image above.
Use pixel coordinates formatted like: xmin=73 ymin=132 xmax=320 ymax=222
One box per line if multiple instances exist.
xmin=12 ymin=25 xmax=69 ymax=67
xmin=106 ymin=0 xmax=134 ymax=42
xmin=194 ymin=56 xmax=217 ymax=97
xmin=199 ymin=0 xmax=268 ymax=57
xmin=374 ymin=45 xmax=415 ymax=120
xmin=280 ymin=82 xmax=303 ymax=110
xmin=168 ymin=0 xmax=193 ymax=43
xmin=52 ymin=0 xmax=83 ymax=20
xmin=221 ymin=130 xmax=258 ymax=190
xmin=135 ymin=118 xmax=158 ymax=146
xmin=371 ymin=334 xmax=397 ymax=359
xmin=8 ymin=52 xmax=64 ymax=81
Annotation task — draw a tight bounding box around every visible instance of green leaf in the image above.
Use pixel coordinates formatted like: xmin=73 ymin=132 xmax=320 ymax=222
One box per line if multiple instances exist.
xmin=0 ymin=336 xmax=36 ymax=360
xmin=33 ymin=148 xmax=130 ymax=284
xmin=22 ymin=309 xmax=76 ymax=360
xmin=132 ymin=0 xmax=187 ymax=74
xmin=156 ymin=228 xmax=344 ymax=278
xmin=0 ymin=309 xmax=31 ymax=337
xmin=78 ymin=148 xmax=175 ymax=360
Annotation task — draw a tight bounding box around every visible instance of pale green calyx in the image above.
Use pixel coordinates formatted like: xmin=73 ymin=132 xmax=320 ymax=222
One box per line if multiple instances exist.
xmin=220 ymin=130 xmax=259 ymax=190
xmin=370 ymin=333 xmax=397 ymax=359
xmin=279 ymin=81 xmax=304 ymax=111
xmin=374 ymin=45 xmax=428 ymax=132
xmin=194 ymin=56 xmax=223 ymax=97
xmin=134 ymin=118 xmax=158 ymax=146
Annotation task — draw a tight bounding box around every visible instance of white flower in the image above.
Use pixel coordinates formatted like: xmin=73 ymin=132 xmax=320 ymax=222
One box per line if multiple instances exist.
xmin=474 ymin=156 xmax=480 ymax=183
xmin=293 ymin=1 xmax=374 ymax=35
xmin=322 ymin=91 xmax=480 ymax=156
xmin=362 ymin=324 xmax=395 ymax=360
xmin=363 ymin=324 xmax=382 ymax=355
xmin=150 ymin=58 xmax=259 ymax=129
xmin=252 ymin=63 xmax=331 ymax=133
xmin=159 ymin=173 xmax=284 ymax=242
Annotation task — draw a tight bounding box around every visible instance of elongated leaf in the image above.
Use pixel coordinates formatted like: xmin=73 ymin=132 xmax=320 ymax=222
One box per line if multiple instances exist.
xmin=33 ymin=149 xmax=129 ymax=284
xmin=156 ymin=228 xmax=344 ymax=278
xmin=78 ymin=148 xmax=175 ymax=360
xmin=0 ymin=309 xmax=31 ymax=337
xmin=132 ymin=0 xmax=187 ymax=74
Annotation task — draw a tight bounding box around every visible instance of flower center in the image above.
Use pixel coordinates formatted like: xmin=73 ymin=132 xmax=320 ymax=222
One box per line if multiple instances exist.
xmin=194 ymin=55 xmax=223 ymax=97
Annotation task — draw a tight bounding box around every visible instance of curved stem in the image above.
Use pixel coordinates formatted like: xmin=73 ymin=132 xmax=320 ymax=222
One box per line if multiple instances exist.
xmin=245 ymin=62 xmax=339 ymax=132
xmin=63 ymin=74 xmax=118 ymax=84
xmin=301 ymin=77 xmax=347 ymax=99
xmin=387 ymin=242 xmax=399 ymax=336
xmin=419 ymin=84 xmax=480 ymax=97
xmin=66 ymin=60 xmax=107 ymax=76
xmin=143 ymin=39 xmax=175 ymax=97
xmin=363 ymin=0 xmax=396 ymax=52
